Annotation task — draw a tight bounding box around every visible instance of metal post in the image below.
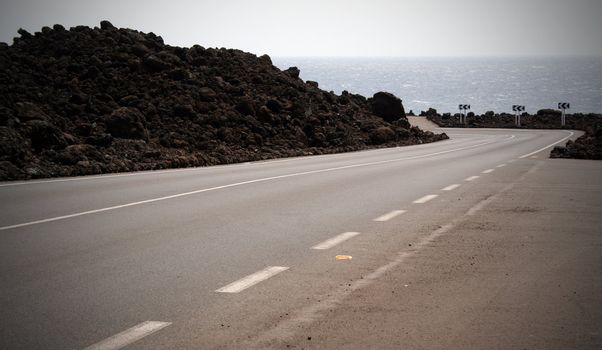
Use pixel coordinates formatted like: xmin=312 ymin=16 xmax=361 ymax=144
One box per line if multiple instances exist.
xmin=561 ymin=109 xmax=565 ymax=127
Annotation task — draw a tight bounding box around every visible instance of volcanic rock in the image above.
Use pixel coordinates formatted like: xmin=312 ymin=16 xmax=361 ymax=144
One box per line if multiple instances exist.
xmin=550 ymin=128 xmax=602 ymax=160
xmin=106 ymin=107 xmax=149 ymax=141
xmin=0 ymin=21 xmax=447 ymax=180
xmin=284 ymin=66 xmax=300 ymax=79
xmin=427 ymin=110 xmax=600 ymax=132
xmin=368 ymin=92 xmax=406 ymax=123
xmin=425 ymin=108 xmax=600 ymax=160
xmin=28 ymin=120 xmax=68 ymax=151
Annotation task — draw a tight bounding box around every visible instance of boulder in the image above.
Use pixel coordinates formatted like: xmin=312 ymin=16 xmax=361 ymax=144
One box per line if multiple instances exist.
xmin=142 ymin=54 xmax=171 ymax=72
xmin=424 ymin=108 xmax=439 ymax=117
xmin=0 ymin=127 xmax=27 ymax=162
xmin=266 ymin=99 xmax=282 ymax=113
xmin=370 ymin=126 xmax=396 ymax=144
xmin=199 ymin=87 xmax=217 ymax=101
xmin=105 ymin=107 xmax=149 ymax=141
xmin=235 ymin=98 xmax=255 ymax=116
xmin=54 ymin=144 xmax=103 ymax=165
xmin=368 ymin=92 xmax=406 ymax=123
xmin=284 ymin=66 xmax=300 ymax=79
xmin=28 ymin=120 xmax=67 ymax=151
xmin=0 ymin=161 xmax=22 ymax=180
xmin=100 ymin=20 xmax=115 ymax=30
xmin=15 ymin=102 xmax=48 ymax=121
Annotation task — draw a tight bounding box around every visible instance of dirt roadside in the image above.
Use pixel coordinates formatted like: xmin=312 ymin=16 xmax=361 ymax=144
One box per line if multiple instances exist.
xmin=282 ymin=158 xmax=602 ymax=349
xmin=407 ymin=116 xmax=441 ymax=132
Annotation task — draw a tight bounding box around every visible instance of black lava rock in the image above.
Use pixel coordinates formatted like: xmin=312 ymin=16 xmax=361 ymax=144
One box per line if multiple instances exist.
xmin=0 ymin=21 xmax=447 ymax=180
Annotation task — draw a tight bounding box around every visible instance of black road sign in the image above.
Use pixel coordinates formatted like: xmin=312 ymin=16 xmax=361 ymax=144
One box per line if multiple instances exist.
xmin=458 ymin=104 xmax=471 ymax=110
xmin=512 ymin=105 xmax=525 ymax=112
xmin=558 ymin=102 xmax=570 ymax=109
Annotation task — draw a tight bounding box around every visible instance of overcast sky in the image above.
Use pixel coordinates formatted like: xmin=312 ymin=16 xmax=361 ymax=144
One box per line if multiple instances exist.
xmin=1 ymin=0 xmax=601 ymax=56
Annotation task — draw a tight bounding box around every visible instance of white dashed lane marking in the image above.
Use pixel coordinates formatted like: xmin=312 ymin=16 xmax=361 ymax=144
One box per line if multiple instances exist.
xmin=82 ymin=321 xmax=171 ymax=350
xmin=441 ymin=184 xmax=461 ymax=191
xmin=482 ymin=169 xmax=494 ymax=174
xmin=465 ymin=175 xmax=480 ymax=181
xmin=312 ymin=232 xmax=361 ymax=249
xmin=496 ymin=164 xmax=506 ymax=168
xmin=0 ymin=137 xmax=514 ymax=232
xmin=373 ymin=210 xmax=407 ymax=222
xmin=413 ymin=194 xmax=438 ymax=204
xmin=216 ymin=266 xmax=289 ymax=293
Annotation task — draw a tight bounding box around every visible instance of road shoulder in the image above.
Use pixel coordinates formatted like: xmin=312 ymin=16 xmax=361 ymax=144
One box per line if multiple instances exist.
xmin=282 ymin=159 xmax=602 ymax=349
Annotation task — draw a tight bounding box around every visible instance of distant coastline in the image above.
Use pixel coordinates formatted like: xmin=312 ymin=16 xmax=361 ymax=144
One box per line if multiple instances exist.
xmin=273 ymin=56 xmax=602 ymax=115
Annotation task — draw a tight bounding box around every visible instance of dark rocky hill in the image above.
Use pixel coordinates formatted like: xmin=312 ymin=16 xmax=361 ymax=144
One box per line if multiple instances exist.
xmin=0 ymin=21 xmax=447 ymax=181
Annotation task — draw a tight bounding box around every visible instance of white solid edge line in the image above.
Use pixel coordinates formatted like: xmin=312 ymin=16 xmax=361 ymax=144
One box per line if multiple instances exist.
xmin=82 ymin=321 xmax=171 ymax=350
xmin=312 ymin=231 xmax=361 ymax=249
xmin=373 ymin=210 xmax=407 ymax=222
xmin=441 ymin=184 xmax=461 ymax=191
xmin=496 ymin=164 xmax=506 ymax=168
xmin=465 ymin=175 xmax=480 ymax=181
xmin=519 ymin=131 xmax=575 ymax=158
xmin=0 ymin=137 xmax=466 ymax=188
xmin=216 ymin=266 xmax=289 ymax=293
xmin=0 ymin=136 xmax=513 ymax=232
xmin=482 ymin=169 xmax=494 ymax=174
xmin=413 ymin=194 xmax=438 ymax=204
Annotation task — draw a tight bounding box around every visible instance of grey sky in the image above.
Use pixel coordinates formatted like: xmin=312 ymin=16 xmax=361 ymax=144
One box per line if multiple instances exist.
xmin=1 ymin=0 xmax=601 ymax=56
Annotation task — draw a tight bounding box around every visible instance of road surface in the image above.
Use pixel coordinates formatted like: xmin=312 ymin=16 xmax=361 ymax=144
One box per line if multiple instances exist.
xmin=1 ymin=128 xmax=600 ymax=349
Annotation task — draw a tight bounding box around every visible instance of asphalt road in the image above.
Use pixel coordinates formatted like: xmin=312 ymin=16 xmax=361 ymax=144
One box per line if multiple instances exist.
xmin=1 ymin=127 xmax=597 ymax=349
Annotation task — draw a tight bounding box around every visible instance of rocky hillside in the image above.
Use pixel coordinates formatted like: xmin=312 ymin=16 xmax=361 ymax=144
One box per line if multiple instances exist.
xmin=0 ymin=21 xmax=447 ymax=181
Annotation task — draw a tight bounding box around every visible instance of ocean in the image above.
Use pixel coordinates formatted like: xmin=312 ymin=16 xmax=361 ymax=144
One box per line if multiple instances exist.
xmin=272 ymin=56 xmax=602 ymax=115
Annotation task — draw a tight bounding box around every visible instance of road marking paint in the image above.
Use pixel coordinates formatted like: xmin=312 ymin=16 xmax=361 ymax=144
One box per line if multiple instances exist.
xmin=242 ymin=164 xmax=541 ymax=349
xmin=244 ymin=161 xmax=543 ymax=348
xmin=216 ymin=266 xmax=289 ymax=293
xmin=496 ymin=164 xmax=506 ymax=168
xmin=441 ymin=184 xmax=461 ymax=191
xmin=0 ymin=137 xmax=463 ymax=188
xmin=413 ymin=194 xmax=438 ymax=204
xmin=531 ymin=155 xmax=538 ymax=159
xmin=335 ymin=255 xmax=353 ymax=260
xmin=373 ymin=210 xmax=407 ymax=222
xmin=465 ymin=175 xmax=480 ymax=181
xmin=0 ymin=137 xmax=514 ymax=231
xmin=82 ymin=321 xmax=171 ymax=350
xmin=482 ymin=169 xmax=494 ymax=174
xmin=312 ymin=232 xmax=361 ymax=250
xmin=519 ymin=131 xmax=575 ymax=158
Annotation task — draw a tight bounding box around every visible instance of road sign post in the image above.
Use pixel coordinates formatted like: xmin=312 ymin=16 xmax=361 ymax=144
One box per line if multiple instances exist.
xmin=558 ymin=102 xmax=570 ymax=127
xmin=458 ymin=104 xmax=470 ymax=126
xmin=512 ymin=105 xmax=525 ymax=127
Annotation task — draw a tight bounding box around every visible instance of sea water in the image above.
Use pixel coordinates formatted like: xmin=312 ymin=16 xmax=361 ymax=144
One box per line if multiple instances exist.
xmin=272 ymin=56 xmax=602 ymax=115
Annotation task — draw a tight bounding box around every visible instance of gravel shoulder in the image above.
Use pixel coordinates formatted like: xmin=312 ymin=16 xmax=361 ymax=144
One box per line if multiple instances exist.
xmin=283 ymin=158 xmax=602 ymax=349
